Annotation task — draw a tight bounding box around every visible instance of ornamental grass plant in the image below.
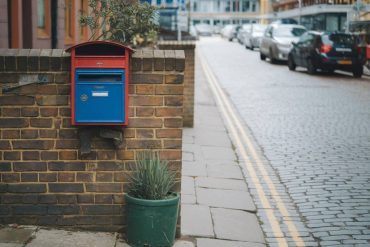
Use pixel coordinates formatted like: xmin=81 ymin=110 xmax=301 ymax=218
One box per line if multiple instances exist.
xmin=128 ymin=151 xmax=176 ymax=200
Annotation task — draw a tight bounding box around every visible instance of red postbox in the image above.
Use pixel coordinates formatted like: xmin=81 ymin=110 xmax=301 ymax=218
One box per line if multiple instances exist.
xmin=66 ymin=41 xmax=134 ymax=126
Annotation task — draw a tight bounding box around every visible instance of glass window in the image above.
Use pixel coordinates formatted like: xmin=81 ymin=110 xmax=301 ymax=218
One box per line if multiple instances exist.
xmin=242 ymin=0 xmax=250 ymax=11
xmin=251 ymin=1 xmax=256 ymax=12
xmin=37 ymin=0 xmax=50 ymax=38
xmin=273 ymin=26 xmax=306 ymax=37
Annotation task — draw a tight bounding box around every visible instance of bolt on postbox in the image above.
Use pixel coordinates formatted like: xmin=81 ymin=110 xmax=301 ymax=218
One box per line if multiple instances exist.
xmin=66 ymin=41 xmax=134 ymax=126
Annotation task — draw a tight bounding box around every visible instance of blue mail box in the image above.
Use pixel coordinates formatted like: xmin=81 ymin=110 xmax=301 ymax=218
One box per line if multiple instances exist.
xmin=74 ymin=68 xmax=125 ymax=124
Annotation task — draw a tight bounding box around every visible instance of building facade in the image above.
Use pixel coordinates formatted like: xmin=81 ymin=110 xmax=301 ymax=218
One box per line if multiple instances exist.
xmin=0 ymin=0 xmax=90 ymax=49
xmin=267 ymin=0 xmax=370 ymax=31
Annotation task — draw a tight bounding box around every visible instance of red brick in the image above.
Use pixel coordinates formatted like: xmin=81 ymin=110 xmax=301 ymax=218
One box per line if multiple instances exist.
xmin=130 ymin=96 xmax=163 ymax=106
xmin=164 ymin=118 xmax=183 ymax=128
xmin=21 ymin=173 xmax=38 ymax=182
xmin=95 ymin=194 xmax=113 ymax=204
xmin=13 ymin=162 xmax=47 ymax=171
xmin=36 ymin=95 xmax=69 ymax=106
xmin=39 ymin=173 xmax=57 ymax=182
xmin=0 ymin=118 xmax=29 ymax=128
xmin=97 ymin=151 xmax=116 ymax=160
xmin=156 ymin=129 xmax=182 ymax=138
xmin=165 ymin=96 xmax=183 ymax=106
xmin=57 ymin=195 xmax=77 ymax=204
xmin=21 ymin=107 xmax=39 ymax=117
xmin=58 ymin=172 xmax=75 ymax=182
xmin=30 ymin=118 xmax=52 ymax=128
xmin=59 ymin=151 xmax=77 ymax=160
xmin=155 ymin=85 xmax=183 ymax=95
xmin=76 ymin=172 xmax=94 ymax=182
xmin=116 ymin=150 xmax=134 ymax=160
xmin=0 ymin=140 xmax=11 ymax=150
xmin=85 ymin=183 xmax=122 ymax=192
xmin=57 ymin=85 xmax=71 ymax=95
xmin=59 ymin=107 xmax=71 ymax=117
xmin=40 ymin=129 xmax=57 ymax=138
xmin=2 ymin=130 xmax=20 ymax=139
xmin=123 ymin=128 xmax=135 ymax=138
xmin=96 ymin=172 xmax=113 ymax=182
xmin=22 ymin=151 xmax=40 ymax=160
xmin=2 ymin=108 xmax=20 ymax=117
xmin=55 ymin=140 xmax=79 ymax=149
xmin=113 ymin=172 xmax=129 ymax=182
xmin=0 ymin=96 xmax=34 ymax=106
xmin=3 ymin=151 xmax=21 ymax=160
xmin=2 ymin=173 xmax=20 ymax=183
xmin=48 ymin=162 xmax=86 ymax=171
xmin=159 ymin=150 xmax=182 ymax=160
xmin=128 ymin=118 xmax=162 ymax=128
xmin=21 ymin=130 xmax=39 ymax=139
xmin=135 ymin=85 xmax=154 ymax=95
xmin=59 ymin=129 xmax=77 ymax=139
xmin=40 ymin=108 xmax=58 ymax=117
xmin=78 ymin=194 xmax=94 ymax=203
xmin=165 ymin=74 xmax=183 ymax=84
xmin=41 ymin=151 xmax=58 ymax=160
xmin=136 ymin=129 xmax=154 ymax=138
xmin=136 ymin=107 xmax=154 ymax=117
xmin=156 ymin=108 xmax=182 ymax=117
xmin=12 ymin=140 xmax=54 ymax=150
xmin=126 ymin=140 xmax=162 ymax=149
xmin=163 ymin=140 xmax=182 ymax=149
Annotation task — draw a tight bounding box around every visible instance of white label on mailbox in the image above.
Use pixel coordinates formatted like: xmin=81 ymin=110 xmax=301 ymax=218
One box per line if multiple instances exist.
xmin=92 ymin=91 xmax=109 ymax=97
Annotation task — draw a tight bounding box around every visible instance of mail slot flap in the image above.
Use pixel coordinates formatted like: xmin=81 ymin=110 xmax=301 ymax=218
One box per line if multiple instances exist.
xmin=75 ymin=56 xmax=126 ymax=68
xmin=76 ymin=69 xmax=125 ymax=83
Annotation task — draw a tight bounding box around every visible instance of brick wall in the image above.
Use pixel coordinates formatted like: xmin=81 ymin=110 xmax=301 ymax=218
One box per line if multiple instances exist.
xmin=158 ymin=41 xmax=195 ymax=128
xmin=0 ymin=48 xmax=184 ymax=233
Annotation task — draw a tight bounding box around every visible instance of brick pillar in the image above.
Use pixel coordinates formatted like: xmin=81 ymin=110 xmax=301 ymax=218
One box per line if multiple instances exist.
xmin=158 ymin=41 xmax=196 ymax=128
xmin=0 ymin=48 xmax=185 ymax=234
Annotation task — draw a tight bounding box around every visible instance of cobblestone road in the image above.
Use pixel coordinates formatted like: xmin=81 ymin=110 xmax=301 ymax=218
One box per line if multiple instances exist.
xmin=198 ymin=37 xmax=370 ymax=246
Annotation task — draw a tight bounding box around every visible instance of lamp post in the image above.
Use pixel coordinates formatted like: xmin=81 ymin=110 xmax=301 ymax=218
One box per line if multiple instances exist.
xmin=298 ymin=0 xmax=302 ymax=25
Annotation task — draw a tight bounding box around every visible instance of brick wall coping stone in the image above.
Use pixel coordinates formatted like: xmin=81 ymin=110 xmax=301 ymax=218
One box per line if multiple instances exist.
xmin=0 ymin=49 xmax=185 ymax=73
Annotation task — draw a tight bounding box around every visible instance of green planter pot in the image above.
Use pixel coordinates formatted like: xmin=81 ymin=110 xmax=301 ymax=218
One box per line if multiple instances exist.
xmin=125 ymin=193 xmax=180 ymax=247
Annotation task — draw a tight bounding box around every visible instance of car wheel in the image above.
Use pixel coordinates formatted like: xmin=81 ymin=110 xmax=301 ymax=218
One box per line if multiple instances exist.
xmin=288 ymin=55 xmax=296 ymax=71
xmin=269 ymin=49 xmax=277 ymax=64
xmin=250 ymin=46 xmax=254 ymax=51
xmin=260 ymin=53 xmax=266 ymax=61
xmin=307 ymin=58 xmax=316 ymax=74
xmin=353 ymin=66 xmax=363 ymax=78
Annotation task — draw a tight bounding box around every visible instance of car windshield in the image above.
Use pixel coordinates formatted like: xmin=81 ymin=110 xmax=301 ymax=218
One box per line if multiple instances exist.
xmin=322 ymin=34 xmax=354 ymax=46
xmin=273 ymin=27 xmax=306 ymax=37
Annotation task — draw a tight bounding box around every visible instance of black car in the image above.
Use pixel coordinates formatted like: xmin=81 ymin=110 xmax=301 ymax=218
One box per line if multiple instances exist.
xmin=288 ymin=31 xmax=364 ymax=78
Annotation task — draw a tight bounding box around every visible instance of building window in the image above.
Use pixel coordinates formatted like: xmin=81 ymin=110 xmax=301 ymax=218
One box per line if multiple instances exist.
xmin=37 ymin=0 xmax=50 ymax=38
xmin=65 ymin=0 xmax=75 ymax=44
xmin=242 ymin=0 xmax=250 ymax=11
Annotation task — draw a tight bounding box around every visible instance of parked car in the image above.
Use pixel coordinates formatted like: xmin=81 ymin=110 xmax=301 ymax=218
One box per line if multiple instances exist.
xmin=237 ymin=24 xmax=251 ymax=44
xmin=260 ymin=24 xmax=307 ymax=63
xmin=221 ymin=24 xmax=239 ymax=41
xmin=288 ymin=31 xmax=364 ymax=77
xmin=195 ymin=24 xmax=213 ymax=36
xmin=243 ymin=24 xmax=267 ymax=50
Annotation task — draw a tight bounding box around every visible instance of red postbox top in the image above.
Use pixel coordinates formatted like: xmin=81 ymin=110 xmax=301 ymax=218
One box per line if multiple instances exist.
xmin=66 ymin=40 xmax=134 ymax=56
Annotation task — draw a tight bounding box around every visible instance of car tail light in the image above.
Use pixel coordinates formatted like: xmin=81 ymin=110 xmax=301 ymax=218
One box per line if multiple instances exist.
xmin=320 ymin=45 xmax=332 ymax=53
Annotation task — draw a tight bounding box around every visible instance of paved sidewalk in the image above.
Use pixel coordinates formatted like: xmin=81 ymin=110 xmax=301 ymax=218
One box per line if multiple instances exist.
xmin=180 ymin=55 xmax=266 ymax=247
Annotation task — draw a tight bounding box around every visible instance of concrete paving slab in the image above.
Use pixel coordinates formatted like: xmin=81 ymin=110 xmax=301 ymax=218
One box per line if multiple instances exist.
xmin=195 ymin=131 xmax=231 ymax=147
xmin=182 ymin=163 xmax=207 ymax=177
xmin=211 ymin=208 xmax=265 ymax=244
xmin=206 ymin=164 xmax=244 ymax=179
xmin=206 ymin=160 xmax=239 ymax=166
xmin=196 ymin=188 xmax=256 ymax=212
xmin=115 ymin=241 xmax=131 ymax=247
xmin=201 ymin=146 xmax=235 ymax=161
xmin=26 ymin=229 xmax=116 ymax=247
xmin=0 ymin=244 xmax=24 ymax=247
xmin=197 ymin=238 xmax=266 ymax=247
xmin=196 ymin=177 xmax=248 ymax=191
xmin=181 ymin=204 xmax=214 ymax=238
xmin=0 ymin=227 xmax=35 ymax=244
xmin=181 ymin=194 xmax=196 ymax=204
xmin=182 ymin=176 xmax=195 ymax=195
xmin=173 ymin=240 xmax=195 ymax=247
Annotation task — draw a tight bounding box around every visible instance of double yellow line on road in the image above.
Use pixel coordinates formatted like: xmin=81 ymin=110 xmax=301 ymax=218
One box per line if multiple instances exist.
xmin=198 ymin=50 xmax=306 ymax=247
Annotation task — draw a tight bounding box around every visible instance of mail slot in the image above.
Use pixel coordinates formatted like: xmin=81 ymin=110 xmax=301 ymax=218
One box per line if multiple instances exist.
xmin=66 ymin=41 xmax=134 ymax=125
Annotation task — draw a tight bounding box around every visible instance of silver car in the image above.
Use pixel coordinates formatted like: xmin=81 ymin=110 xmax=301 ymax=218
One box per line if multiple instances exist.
xmin=237 ymin=24 xmax=251 ymax=44
xmin=260 ymin=24 xmax=306 ymax=63
xmin=243 ymin=24 xmax=267 ymax=50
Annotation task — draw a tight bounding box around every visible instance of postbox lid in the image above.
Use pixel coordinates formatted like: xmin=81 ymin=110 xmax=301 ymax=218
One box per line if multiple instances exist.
xmin=66 ymin=40 xmax=135 ymax=55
